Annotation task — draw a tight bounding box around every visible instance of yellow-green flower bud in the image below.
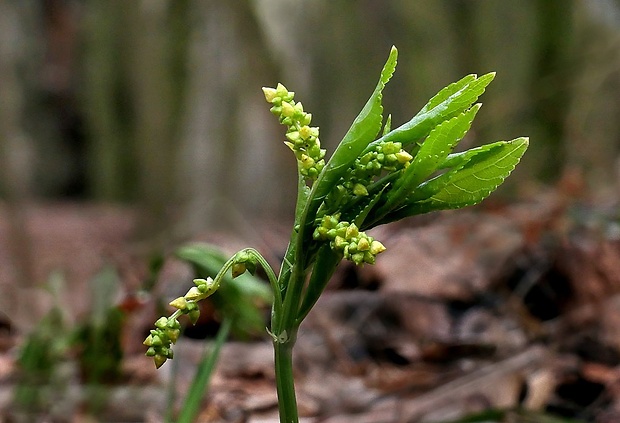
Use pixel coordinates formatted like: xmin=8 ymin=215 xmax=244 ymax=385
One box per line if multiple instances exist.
xmin=306 ymin=167 xmax=319 ymax=178
xmin=169 ymin=296 xmax=188 ymax=310
xmin=231 ymin=262 xmax=246 ymax=278
xmin=382 ymin=142 xmax=401 ymax=155
xmin=314 ymin=226 xmax=327 ymax=239
xmin=334 ymin=235 xmax=347 ymax=249
xmin=262 ymin=87 xmax=278 ymax=103
xmin=285 ymin=131 xmax=300 ymax=142
xmin=363 ymin=252 xmax=376 ymax=264
xmin=396 ymin=150 xmax=413 ymax=163
xmin=353 ymin=183 xmax=368 ymax=196
xmin=154 ymin=354 xmax=167 ymax=369
xmin=300 ymin=154 xmax=315 ymax=169
xmin=281 ymin=101 xmax=295 ymax=118
xmin=345 ymin=224 xmax=359 ymax=240
xmin=301 ymin=113 xmax=312 ymax=125
xmin=294 ymin=102 xmax=305 ymax=115
xmin=351 ymin=252 xmax=365 ymax=265
xmin=155 ymin=317 xmax=168 ymax=329
xmin=166 ymin=328 xmax=180 ymax=344
xmin=357 ymin=237 xmax=370 ymax=251
xmin=275 ymin=83 xmax=292 ymax=99
xmin=299 ymin=125 xmax=312 ymax=139
xmin=327 ymin=214 xmax=340 ymax=228
xmin=197 ymin=277 xmax=218 ymax=294
xmin=307 ymin=144 xmax=321 ymax=157
xmin=167 ymin=318 xmax=181 ymax=329
xmin=188 ymin=309 xmax=200 ymax=325
xmin=185 ymin=286 xmax=203 ymax=301
xmin=370 ymin=240 xmax=386 ymax=255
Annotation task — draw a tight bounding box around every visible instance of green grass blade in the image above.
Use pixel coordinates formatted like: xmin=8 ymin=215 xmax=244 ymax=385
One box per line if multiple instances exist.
xmin=177 ymin=317 xmax=232 ymax=423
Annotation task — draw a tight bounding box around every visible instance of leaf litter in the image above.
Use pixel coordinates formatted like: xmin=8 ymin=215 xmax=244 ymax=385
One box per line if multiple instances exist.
xmin=1 ymin=187 xmax=619 ymax=422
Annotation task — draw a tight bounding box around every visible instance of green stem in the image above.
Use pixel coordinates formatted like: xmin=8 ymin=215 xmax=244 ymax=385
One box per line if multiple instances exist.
xmin=295 ymin=246 xmax=341 ymax=324
xmin=242 ymin=248 xmax=283 ymax=329
xmin=274 ymin=333 xmax=298 ymax=423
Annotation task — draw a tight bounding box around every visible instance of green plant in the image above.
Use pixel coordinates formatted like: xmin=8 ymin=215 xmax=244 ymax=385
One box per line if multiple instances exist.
xmin=168 ymin=243 xmax=272 ymax=423
xmin=13 ymin=303 xmax=69 ymax=419
xmin=145 ymin=46 xmax=528 ymax=422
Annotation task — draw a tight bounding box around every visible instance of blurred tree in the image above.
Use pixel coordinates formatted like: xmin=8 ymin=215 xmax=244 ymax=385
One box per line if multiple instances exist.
xmin=2 ymin=0 xmax=619 ymax=246
xmin=0 ymin=1 xmax=38 ymax=304
xmin=81 ymin=0 xmax=133 ymax=201
xmin=566 ymin=0 xmax=620 ymax=196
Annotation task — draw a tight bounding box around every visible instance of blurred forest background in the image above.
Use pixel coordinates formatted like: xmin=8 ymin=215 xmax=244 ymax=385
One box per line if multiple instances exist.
xmin=1 ymin=0 xmax=619 ymax=243
xmin=0 ymin=0 xmax=620 ymax=421
xmin=0 ymin=0 xmax=618 ymax=320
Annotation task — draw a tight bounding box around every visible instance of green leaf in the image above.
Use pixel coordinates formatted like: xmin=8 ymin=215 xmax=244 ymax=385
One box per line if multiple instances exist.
xmin=379 ymin=104 xmax=481 ymax=215
xmin=421 ymin=74 xmax=478 ymax=113
xmin=382 ymin=114 xmax=392 ymax=136
xmin=383 ymin=137 xmax=528 ymax=220
xmin=296 ymin=245 xmax=341 ymax=323
xmin=309 ymin=46 xmax=398 ymax=210
xmin=299 ymin=46 xmax=398 ymax=255
xmin=366 ymin=72 xmax=495 ymax=152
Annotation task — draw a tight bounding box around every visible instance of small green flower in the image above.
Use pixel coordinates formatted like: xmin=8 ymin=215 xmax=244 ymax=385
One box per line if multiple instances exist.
xmin=263 ymin=85 xmax=325 ymax=181
xmin=154 ymin=317 xmax=168 ymax=330
xmin=165 ymin=327 xmax=181 ymax=344
xmin=153 ymin=353 xmax=168 ymax=369
xmin=144 ymin=316 xmax=182 ymax=368
xmin=313 ymin=215 xmax=386 ymax=265
xmin=353 ymin=183 xmax=368 ymax=196
xmin=232 ymin=250 xmax=258 ymax=277
xmin=184 ymin=286 xmax=203 ymax=301
xmin=169 ymin=296 xmax=188 ymax=310
xmin=188 ymin=309 xmax=201 ymax=325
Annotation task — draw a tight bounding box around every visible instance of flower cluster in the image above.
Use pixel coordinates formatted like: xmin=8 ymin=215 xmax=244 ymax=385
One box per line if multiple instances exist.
xmin=231 ymin=249 xmax=258 ymax=278
xmin=263 ymin=84 xmax=326 ymax=179
xmin=144 ymin=277 xmax=219 ymax=368
xmin=320 ymin=141 xmax=413 ymax=216
xmin=355 ymin=141 xmax=412 ymax=179
xmin=313 ymin=214 xmax=386 ymax=265
xmin=144 ymin=316 xmax=181 ymax=368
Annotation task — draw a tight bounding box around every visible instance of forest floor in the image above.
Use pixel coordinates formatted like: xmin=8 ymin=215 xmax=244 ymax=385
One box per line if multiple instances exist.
xmin=1 ymin=185 xmax=620 ymax=422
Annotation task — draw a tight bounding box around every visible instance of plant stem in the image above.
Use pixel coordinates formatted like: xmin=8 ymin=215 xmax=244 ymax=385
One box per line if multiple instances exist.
xmin=274 ymin=334 xmax=299 ymax=423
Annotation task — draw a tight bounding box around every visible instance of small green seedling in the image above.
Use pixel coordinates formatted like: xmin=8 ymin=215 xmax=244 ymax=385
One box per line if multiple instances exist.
xmin=145 ymin=46 xmax=528 ymax=422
